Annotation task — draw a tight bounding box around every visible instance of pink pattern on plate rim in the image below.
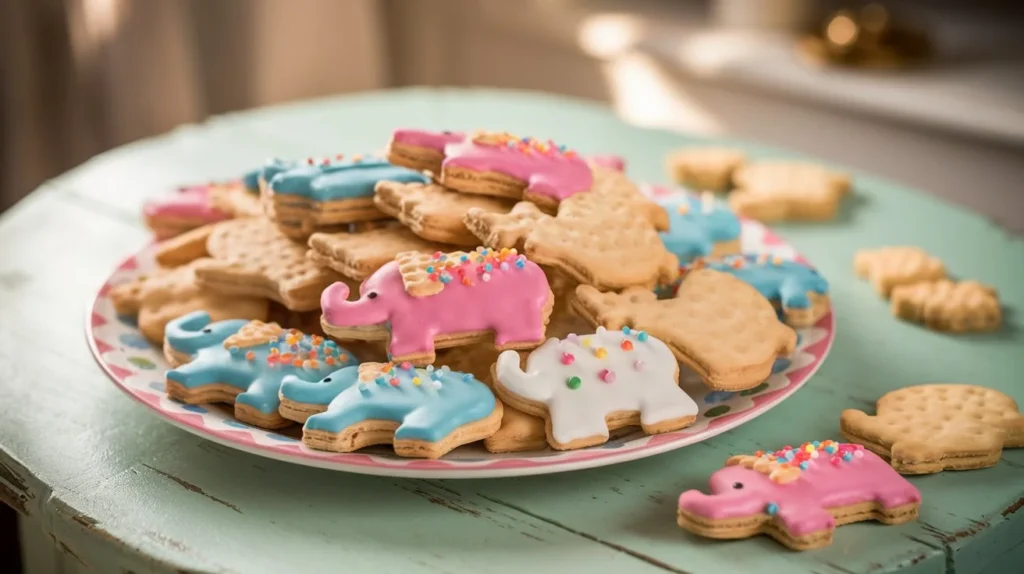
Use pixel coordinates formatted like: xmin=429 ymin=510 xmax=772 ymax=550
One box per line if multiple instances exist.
xmin=86 ymin=189 xmax=833 ymax=478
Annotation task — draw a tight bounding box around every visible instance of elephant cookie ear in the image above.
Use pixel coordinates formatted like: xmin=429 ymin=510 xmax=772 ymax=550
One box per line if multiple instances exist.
xmin=841 ymin=384 xmax=1023 ymax=474
xmin=394 ymin=247 xmax=529 ymax=298
xmin=222 ymin=320 xmax=284 ymax=349
xmin=395 ymin=250 xmax=462 ymax=297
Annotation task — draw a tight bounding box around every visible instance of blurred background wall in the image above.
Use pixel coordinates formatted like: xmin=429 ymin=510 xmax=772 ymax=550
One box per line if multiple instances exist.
xmin=2 ymin=0 xmax=1023 ymax=228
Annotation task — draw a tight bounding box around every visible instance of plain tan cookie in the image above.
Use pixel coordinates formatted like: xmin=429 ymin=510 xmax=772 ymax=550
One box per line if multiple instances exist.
xmin=109 ymin=259 xmax=269 ymax=344
xmin=153 ymin=224 xmax=215 ymax=268
xmin=209 ymin=182 xmax=263 ymax=218
xmin=854 ymin=246 xmax=947 ymax=297
xmin=572 ymin=269 xmax=796 ymax=391
xmin=374 ymin=180 xmax=515 ymax=246
xmin=891 ymin=280 xmax=1002 ymax=333
xmin=841 ymin=384 xmax=1024 ymax=474
xmin=307 ymin=225 xmax=450 ymax=282
xmin=666 ymin=147 xmax=746 ymax=191
xmin=730 ymin=161 xmax=850 ymax=221
xmin=194 ymin=218 xmax=341 ymax=311
xmin=464 ymin=201 xmax=548 ymax=251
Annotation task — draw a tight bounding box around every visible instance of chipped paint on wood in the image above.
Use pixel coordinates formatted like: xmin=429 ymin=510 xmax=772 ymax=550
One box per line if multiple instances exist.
xmin=142 ymin=464 xmax=242 ymax=514
xmin=1002 ymin=497 xmax=1024 ymax=518
xmin=0 ymin=461 xmax=33 ymax=515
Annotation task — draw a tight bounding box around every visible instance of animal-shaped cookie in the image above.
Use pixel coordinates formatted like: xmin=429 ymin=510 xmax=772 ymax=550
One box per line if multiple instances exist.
xmin=387 ymin=129 xmax=466 ymax=174
xmin=320 ymin=248 xmax=554 ymax=365
xmin=677 ymin=441 xmax=921 ymax=550
xmin=289 ymin=362 xmax=503 ymax=458
xmin=374 ymin=180 xmax=515 ymax=245
xmin=840 ymin=384 xmax=1024 ymax=473
xmin=890 ymin=280 xmax=1001 ymax=333
xmin=143 ymin=185 xmax=230 ymax=240
xmin=654 ymin=190 xmax=741 ymax=264
xmin=494 ymin=327 xmax=698 ymax=450
xmin=164 ymin=311 xmax=357 ymax=429
xmin=666 ymin=147 xmax=746 ymax=191
xmin=194 ymin=218 xmax=342 ymax=311
xmin=692 ymin=254 xmax=831 ymax=328
xmin=464 ymin=201 xmax=549 ymax=251
xmin=729 ymin=161 xmax=851 ymax=222
xmin=572 ymin=269 xmax=796 ymax=391
xmin=854 ymin=246 xmax=947 ymax=297
xmin=307 ymin=225 xmax=449 ymax=282
xmin=441 ymin=131 xmax=593 ymax=213
xmin=265 ymin=154 xmax=429 ymax=239
xmin=108 ymin=260 xmax=268 ymax=344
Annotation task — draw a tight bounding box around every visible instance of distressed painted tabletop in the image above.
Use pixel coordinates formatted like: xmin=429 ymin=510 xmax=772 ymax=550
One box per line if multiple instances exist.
xmin=1 ymin=88 xmax=1022 ymax=574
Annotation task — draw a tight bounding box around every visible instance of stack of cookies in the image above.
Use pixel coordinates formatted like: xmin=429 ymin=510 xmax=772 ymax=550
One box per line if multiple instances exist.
xmin=120 ymin=128 xmax=835 ymax=459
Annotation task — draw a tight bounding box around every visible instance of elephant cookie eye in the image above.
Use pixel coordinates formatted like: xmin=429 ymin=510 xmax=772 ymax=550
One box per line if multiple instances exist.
xmin=202 ymin=328 xmax=212 ymax=334
xmin=732 ymin=482 xmax=744 ymax=490
xmin=366 ymin=292 xmax=378 ymax=300
xmin=323 ymin=377 xmax=332 ymax=382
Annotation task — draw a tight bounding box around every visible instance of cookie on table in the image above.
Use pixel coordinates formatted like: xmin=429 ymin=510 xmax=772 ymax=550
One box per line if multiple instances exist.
xmin=164 ymin=311 xmax=357 ymax=429
xmin=193 ymin=218 xmax=343 ymax=312
xmin=841 ymin=384 xmax=1024 ymax=474
xmin=891 ymin=280 xmax=1001 ymax=333
xmin=677 ymin=441 xmax=921 ymax=550
xmin=285 ymin=361 xmax=503 ymax=459
xmin=320 ymin=248 xmax=554 ymax=366
xmin=666 ymin=147 xmax=746 ymax=191
xmin=493 ymin=327 xmax=698 ymax=450
xmin=673 ymin=254 xmax=831 ymax=328
xmin=729 ymin=161 xmax=851 ymax=222
xmin=441 ymin=131 xmax=593 ymax=214
xmin=264 ymin=154 xmax=428 ymax=239
xmin=654 ymin=190 xmax=742 ymax=265
xmin=572 ymin=269 xmax=796 ymax=391
xmin=387 ymin=129 xmax=465 ymax=174
xmin=854 ymin=246 xmax=947 ymax=297
xmin=108 ymin=259 xmax=268 ymax=344
xmin=374 ymin=180 xmax=516 ymax=246
xmin=307 ymin=225 xmax=450 ymax=283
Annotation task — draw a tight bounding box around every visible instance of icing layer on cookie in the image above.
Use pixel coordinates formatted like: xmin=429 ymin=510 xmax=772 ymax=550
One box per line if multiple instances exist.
xmin=657 ymin=192 xmax=741 ymax=263
xmin=280 ymin=365 xmax=363 ymax=406
xmin=144 ymin=185 xmax=229 ymax=221
xmin=165 ymin=311 xmax=357 ymax=414
xmin=706 ymin=254 xmax=828 ymax=309
xmin=678 ymin=441 xmax=920 ymax=537
xmin=495 ymin=327 xmax=697 ymax=444
xmin=303 ymin=363 xmax=496 ymax=442
xmin=442 ymin=132 xmax=593 ymax=201
xmin=269 ymin=157 xmax=429 ymax=202
xmin=321 ymin=248 xmax=551 ymax=359
xmin=392 ymin=129 xmax=465 ymax=150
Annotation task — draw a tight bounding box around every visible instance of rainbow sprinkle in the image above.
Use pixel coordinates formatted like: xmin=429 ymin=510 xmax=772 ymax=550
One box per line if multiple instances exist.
xmin=729 ymin=441 xmax=865 ymax=484
xmin=471 ymin=131 xmax=579 ymax=159
xmin=427 ymin=247 xmax=529 ymax=289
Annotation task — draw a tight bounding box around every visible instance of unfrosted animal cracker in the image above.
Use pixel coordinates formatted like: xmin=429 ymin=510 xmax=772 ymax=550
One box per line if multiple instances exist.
xmin=374 ymin=180 xmax=515 ymax=246
xmin=441 ymin=131 xmax=593 ymax=214
xmin=264 ymin=154 xmax=428 ymax=239
xmin=494 ymin=327 xmax=698 ymax=450
xmin=841 ymin=384 xmax=1024 ymax=474
xmin=320 ymin=248 xmax=554 ymax=366
xmin=163 ymin=311 xmax=357 ymax=429
xmin=730 ymin=161 xmax=851 ymax=222
xmin=854 ymin=246 xmax=947 ymax=297
xmin=109 ymin=259 xmax=269 ymax=344
xmin=282 ymin=361 xmax=503 ymax=458
xmin=464 ymin=201 xmax=550 ymax=251
xmin=572 ymin=269 xmax=796 ymax=391
xmin=677 ymin=440 xmax=920 ymax=550
xmin=208 ymin=180 xmax=263 ymax=219
xmin=387 ymin=129 xmax=466 ymax=175
xmin=891 ymin=280 xmax=1001 ymax=333
xmin=194 ymin=218 xmax=342 ymax=311
xmin=307 ymin=225 xmax=449 ymax=282
xmin=667 ymin=147 xmax=746 ymax=191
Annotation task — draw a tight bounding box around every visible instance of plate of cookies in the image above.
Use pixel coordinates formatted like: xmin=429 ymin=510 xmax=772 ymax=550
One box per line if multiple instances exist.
xmin=88 ymin=129 xmax=835 ymax=478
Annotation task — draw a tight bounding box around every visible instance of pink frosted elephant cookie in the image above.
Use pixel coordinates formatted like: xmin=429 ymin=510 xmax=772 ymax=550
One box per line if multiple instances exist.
xmin=320 ymin=247 xmax=555 ymax=366
xmin=677 ymin=441 xmax=921 ymax=550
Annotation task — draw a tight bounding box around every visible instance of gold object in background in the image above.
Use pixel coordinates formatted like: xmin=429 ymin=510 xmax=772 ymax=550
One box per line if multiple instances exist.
xmin=798 ymin=4 xmax=931 ymax=69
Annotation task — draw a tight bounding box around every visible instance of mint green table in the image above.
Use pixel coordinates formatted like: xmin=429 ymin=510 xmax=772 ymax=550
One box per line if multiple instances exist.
xmin=1 ymin=89 xmax=1022 ymax=574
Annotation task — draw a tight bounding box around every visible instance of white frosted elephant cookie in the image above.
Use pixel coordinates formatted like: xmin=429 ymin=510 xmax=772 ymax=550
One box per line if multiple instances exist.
xmin=493 ymin=327 xmax=698 ymax=450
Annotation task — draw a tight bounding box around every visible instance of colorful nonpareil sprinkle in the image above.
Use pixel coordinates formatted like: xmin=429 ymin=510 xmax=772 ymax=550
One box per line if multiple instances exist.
xmin=426 ymin=247 xmax=530 ymax=290
xmin=730 ymin=441 xmax=865 ymax=484
xmin=470 ymin=131 xmax=580 ymax=159
xmin=566 ymin=376 xmax=582 ymax=390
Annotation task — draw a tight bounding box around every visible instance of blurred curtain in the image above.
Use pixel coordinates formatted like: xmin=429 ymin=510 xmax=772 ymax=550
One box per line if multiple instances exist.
xmin=0 ymin=0 xmax=389 ymax=212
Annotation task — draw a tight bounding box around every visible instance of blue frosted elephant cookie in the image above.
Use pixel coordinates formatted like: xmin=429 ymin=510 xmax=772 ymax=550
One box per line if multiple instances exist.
xmin=292 ymin=362 xmax=503 ymax=458
xmin=264 ymin=154 xmax=430 ymax=239
xmin=705 ymin=254 xmax=830 ymax=327
xmin=163 ymin=311 xmax=358 ymax=429
xmin=656 ymin=191 xmax=741 ymax=264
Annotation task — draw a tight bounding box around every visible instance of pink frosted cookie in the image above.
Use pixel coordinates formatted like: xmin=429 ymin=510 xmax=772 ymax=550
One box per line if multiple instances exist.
xmin=441 ymin=132 xmax=594 ymax=214
xmin=387 ymin=129 xmax=466 ymax=175
xmin=677 ymin=441 xmax=921 ymax=550
xmin=587 ymin=154 xmax=626 ymax=172
xmin=320 ymin=247 xmax=555 ymax=366
xmin=143 ymin=184 xmax=230 ymax=239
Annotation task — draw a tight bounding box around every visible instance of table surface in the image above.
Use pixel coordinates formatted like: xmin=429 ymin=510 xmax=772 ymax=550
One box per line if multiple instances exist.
xmin=1 ymin=88 xmax=1023 ymax=574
